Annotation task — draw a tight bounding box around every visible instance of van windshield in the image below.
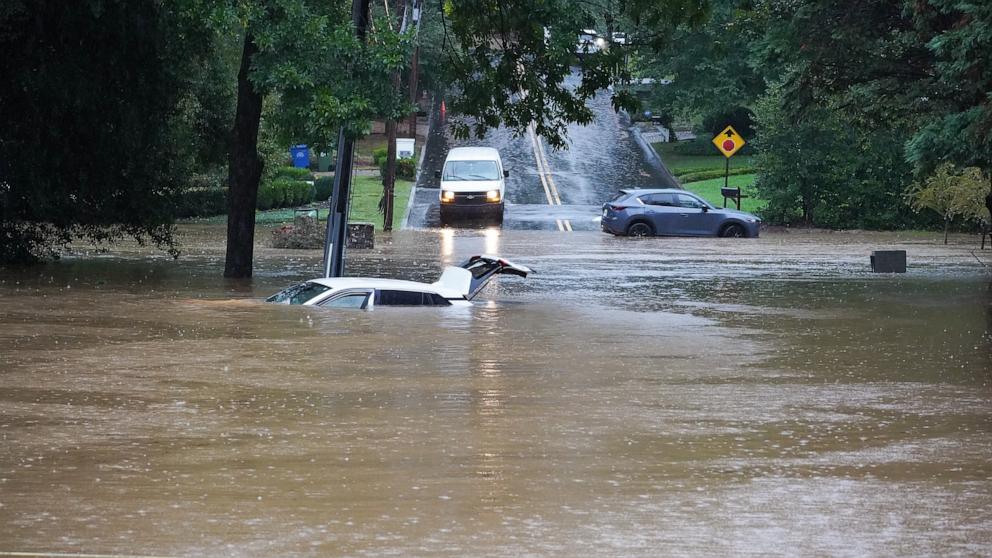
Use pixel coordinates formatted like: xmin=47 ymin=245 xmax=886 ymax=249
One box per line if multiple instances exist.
xmin=442 ymin=160 xmax=500 ymax=181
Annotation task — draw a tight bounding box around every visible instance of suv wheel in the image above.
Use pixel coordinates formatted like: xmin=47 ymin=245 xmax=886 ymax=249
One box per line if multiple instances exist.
xmin=627 ymin=221 xmax=653 ymax=237
xmin=721 ymin=223 xmax=746 ymax=238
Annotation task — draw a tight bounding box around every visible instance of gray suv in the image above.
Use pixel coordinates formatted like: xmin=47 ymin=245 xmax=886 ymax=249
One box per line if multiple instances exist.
xmin=601 ymin=188 xmax=761 ymax=238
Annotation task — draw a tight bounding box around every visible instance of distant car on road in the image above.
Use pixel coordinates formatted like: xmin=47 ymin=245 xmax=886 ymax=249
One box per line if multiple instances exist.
xmin=576 ymin=29 xmax=604 ymax=55
xmin=601 ymin=188 xmax=761 ymax=238
xmin=266 ymin=255 xmax=532 ymax=308
xmin=436 ymin=147 xmax=507 ymax=225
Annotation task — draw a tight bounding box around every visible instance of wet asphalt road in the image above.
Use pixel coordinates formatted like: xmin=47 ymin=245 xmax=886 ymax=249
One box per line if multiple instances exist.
xmin=406 ymin=76 xmax=678 ymax=232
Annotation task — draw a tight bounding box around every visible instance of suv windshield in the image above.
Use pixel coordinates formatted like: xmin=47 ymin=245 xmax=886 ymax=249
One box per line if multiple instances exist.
xmin=443 ymin=160 xmax=499 ymax=181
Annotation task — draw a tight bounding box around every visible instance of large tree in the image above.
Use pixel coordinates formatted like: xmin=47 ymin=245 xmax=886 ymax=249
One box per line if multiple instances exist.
xmin=0 ymin=0 xmax=221 ymax=263
xmin=221 ymin=0 xmax=407 ymax=277
xmin=761 ymin=0 xmax=992 ymax=219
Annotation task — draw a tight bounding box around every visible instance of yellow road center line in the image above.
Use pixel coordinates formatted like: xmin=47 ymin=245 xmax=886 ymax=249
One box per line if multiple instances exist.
xmin=535 ymin=135 xmax=563 ymax=205
xmin=528 ymin=125 xmax=557 ymax=207
xmin=528 ymin=124 xmax=566 ymax=231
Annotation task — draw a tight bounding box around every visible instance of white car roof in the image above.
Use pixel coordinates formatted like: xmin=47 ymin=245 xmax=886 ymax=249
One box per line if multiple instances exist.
xmin=445 ymin=147 xmax=500 ymax=161
xmin=306 ymin=277 xmax=464 ymax=299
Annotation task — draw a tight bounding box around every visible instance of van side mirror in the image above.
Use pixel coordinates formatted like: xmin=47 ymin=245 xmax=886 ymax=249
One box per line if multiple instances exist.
xmin=503 ymin=170 xmax=510 ymax=178
xmin=434 ymin=170 xmax=441 ymax=179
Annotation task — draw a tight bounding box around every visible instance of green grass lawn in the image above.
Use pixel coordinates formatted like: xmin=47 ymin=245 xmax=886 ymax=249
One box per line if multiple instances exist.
xmin=681 ymin=174 xmax=765 ymax=214
xmin=652 ymin=142 xmax=754 ymax=176
xmin=192 ymin=176 xmax=412 ymax=231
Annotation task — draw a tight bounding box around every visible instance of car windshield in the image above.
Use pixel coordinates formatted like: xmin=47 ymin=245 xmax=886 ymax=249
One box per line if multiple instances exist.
xmin=443 ymin=160 xmax=499 ymax=181
xmin=265 ymin=282 xmax=331 ymax=305
xmin=609 ymin=191 xmax=629 ymax=203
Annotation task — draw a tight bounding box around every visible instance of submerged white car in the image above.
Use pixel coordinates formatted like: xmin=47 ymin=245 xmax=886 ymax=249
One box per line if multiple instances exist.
xmin=266 ymin=255 xmax=533 ymax=308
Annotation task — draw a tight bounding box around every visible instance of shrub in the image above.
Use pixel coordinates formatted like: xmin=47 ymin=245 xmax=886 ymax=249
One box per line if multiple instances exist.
xmin=274 ymin=179 xmax=291 ymax=207
xmin=274 ymin=165 xmax=314 ymax=182
xmin=372 ymin=147 xmax=388 ymax=166
xmin=292 ymin=180 xmax=313 ymax=205
xmin=314 ymin=177 xmax=334 ymax=201
xmin=175 ymin=187 xmax=227 ymax=218
xmin=175 ymin=173 xmax=227 ymax=218
xmin=396 ymin=158 xmax=417 ymax=180
xmin=256 ymin=182 xmax=274 ymax=210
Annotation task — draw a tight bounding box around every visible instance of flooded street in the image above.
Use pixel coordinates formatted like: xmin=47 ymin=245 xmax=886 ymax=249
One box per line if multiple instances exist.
xmin=407 ymin=74 xmax=676 ymax=231
xmin=1 ymin=226 xmax=991 ymax=556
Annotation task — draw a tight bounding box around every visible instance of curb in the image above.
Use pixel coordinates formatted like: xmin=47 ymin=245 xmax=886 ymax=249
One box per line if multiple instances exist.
xmin=401 ymin=93 xmax=435 ymax=230
xmin=630 ymin=125 xmax=681 ymax=189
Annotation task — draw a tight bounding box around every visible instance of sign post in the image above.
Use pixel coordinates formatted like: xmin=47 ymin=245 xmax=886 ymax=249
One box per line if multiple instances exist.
xmin=322 ymin=0 xmax=371 ymax=278
xmin=712 ymin=125 xmax=746 ymax=209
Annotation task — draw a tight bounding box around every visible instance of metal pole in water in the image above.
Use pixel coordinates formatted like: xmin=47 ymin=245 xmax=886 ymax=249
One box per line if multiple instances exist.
xmin=322 ymin=0 xmax=371 ymax=278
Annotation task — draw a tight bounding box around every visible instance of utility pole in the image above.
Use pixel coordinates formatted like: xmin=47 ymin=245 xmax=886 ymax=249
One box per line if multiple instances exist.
xmin=407 ymin=0 xmax=422 ymax=137
xmin=323 ymin=0 xmax=371 ymax=278
xmin=382 ymin=0 xmax=410 ymax=232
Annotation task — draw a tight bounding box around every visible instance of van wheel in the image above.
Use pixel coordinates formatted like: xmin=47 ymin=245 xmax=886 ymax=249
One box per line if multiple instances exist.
xmin=720 ymin=223 xmax=746 ymax=238
xmin=626 ymin=221 xmax=653 ymax=237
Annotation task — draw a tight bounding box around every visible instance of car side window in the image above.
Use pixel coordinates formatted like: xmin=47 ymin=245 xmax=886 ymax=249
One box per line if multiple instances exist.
xmin=641 ymin=193 xmax=677 ymax=207
xmin=426 ymin=293 xmax=452 ymax=306
xmin=320 ymin=292 xmax=370 ymax=309
xmin=676 ymin=194 xmax=705 ymax=209
xmin=376 ymin=290 xmax=428 ymax=306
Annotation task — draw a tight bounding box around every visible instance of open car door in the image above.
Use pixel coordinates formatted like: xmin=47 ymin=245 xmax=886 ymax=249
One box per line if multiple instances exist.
xmin=433 ymin=255 xmax=533 ymax=300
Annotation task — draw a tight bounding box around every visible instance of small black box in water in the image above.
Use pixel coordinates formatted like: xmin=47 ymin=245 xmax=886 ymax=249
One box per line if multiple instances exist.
xmin=870 ymin=250 xmax=906 ymax=273
xmin=347 ymin=222 xmax=375 ymax=250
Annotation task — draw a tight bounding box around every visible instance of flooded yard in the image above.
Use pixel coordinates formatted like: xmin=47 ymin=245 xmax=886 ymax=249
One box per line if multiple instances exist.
xmin=1 ymin=227 xmax=990 ymax=556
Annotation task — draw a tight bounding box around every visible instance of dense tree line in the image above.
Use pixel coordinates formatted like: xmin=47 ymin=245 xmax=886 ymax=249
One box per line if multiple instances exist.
xmin=633 ymin=0 xmax=991 ymax=229
xmin=1 ymin=0 xmax=699 ymax=273
xmin=3 ymin=1 xmax=987 ymax=270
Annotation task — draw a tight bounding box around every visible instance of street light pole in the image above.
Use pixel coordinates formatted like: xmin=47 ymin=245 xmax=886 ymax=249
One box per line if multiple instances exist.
xmin=323 ymin=0 xmax=371 ymax=278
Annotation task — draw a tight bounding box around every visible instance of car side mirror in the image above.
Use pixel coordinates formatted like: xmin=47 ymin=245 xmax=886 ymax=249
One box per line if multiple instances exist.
xmin=701 ymin=205 xmax=709 ymax=212
xmin=434 ymin=170 xmax=441 ymax=179
xmin=503 ymin=170 xmax=510 ymax=178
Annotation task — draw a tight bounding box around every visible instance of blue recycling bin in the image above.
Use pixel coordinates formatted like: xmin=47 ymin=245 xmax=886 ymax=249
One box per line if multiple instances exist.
xmin=290 ymin=144 xmax=310 ymax=169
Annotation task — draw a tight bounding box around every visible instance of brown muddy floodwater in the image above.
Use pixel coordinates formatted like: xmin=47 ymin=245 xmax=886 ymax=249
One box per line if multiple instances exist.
xmin=1 ymin=226 xmax=991 ymax=557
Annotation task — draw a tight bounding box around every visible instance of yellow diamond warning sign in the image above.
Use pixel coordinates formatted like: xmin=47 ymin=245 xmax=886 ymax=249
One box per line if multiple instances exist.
xmin=712 ymin=125 xmax=745 ymax=158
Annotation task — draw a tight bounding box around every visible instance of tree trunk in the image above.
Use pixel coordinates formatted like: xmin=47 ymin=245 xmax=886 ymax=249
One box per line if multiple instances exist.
xmin=986 ymin=173 xmax=992 ymax=228
xmin=224 ymin=34 xmax=264 ymax=278
xmin=944 ymin=216 xmax=950 ymax=245
xmin=382 ymin=117 xmax=397 ymax=231
xmin=408 ymin=46 xmax=420 ymax=137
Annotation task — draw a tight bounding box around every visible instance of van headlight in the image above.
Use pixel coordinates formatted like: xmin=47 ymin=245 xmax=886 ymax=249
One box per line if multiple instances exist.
xmin=486 ymin=190 xmax=501 ymax=202
xmin=442 ymin=190 xmax=455 ymax=202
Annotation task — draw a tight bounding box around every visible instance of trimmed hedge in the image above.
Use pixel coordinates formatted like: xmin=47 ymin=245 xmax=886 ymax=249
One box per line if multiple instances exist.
xmin=314 ymin=177 xmax=333 ymax=201
xmin=175 ymin=187 xmax=227 ymax=218
xmin=175 ymin=173 xmax=227 ymax=218
xmin=257 ymin=178 xmax=314 ymax=210
xmin=678 ymin=167 xmax=755 ymax=183
xmin=372 ymin=147 xmax=388 ymax=166
xmin=274 ymin=166 xmax=314 ymax=181
xmin=668 ymin=137 xmax=755 ymax=157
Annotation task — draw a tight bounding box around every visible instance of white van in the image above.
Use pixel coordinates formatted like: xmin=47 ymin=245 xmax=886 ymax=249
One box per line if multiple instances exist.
xmin=436 ymin=147 xmax=507 ymax=224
